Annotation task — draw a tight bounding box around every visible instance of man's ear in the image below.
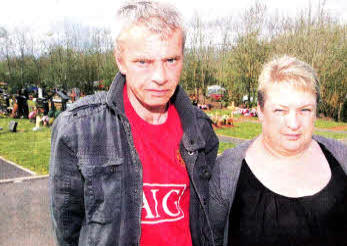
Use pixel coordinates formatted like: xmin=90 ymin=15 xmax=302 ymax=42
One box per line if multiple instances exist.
xmin=114 ymin=49 xmax=126 ymax=75
xmin=257 ymin=104 xmax=264 ymax=122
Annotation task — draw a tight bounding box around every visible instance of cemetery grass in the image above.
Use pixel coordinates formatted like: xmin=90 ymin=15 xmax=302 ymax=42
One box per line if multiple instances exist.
xmin=0 ymin=117 xmax=51 ymax=175
xmin=315 ymin=119 xmax=347 ymax=130
xmin=218 ymin=142 xmax=236 ymax=154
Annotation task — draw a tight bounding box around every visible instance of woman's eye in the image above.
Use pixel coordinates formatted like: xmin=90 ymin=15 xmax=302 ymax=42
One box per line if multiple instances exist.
xmin=301 ymin=108 xmax=311 ymax=112
xmin=138 ymin=60 xmax=146 ymax=64
xmin=167 ymin=58 xmax=176 ymax=64
xmin=274 ymin=109 xmax=284 ymax=113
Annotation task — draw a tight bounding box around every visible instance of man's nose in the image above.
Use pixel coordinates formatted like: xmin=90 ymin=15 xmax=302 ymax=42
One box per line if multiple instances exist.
xmin=152 ymin=63 xmax=167 ymax=85
xmin=286 ymin=111 xmax=300 ymax=130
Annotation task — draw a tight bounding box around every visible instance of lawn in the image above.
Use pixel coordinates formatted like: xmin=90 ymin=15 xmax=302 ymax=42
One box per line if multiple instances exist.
xmin=218 ymin=142 xmax=236 ymax=154
xmin=315 ymin=119 xmax=347 ymax=129
xmin=0 ymin=117 xmax=51 ymax=174
xmin=215 ymin=121 xmax=261 ymax=139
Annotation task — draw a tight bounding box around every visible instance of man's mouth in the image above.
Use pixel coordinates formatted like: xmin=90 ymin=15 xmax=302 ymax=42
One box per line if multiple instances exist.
xmin=147 ymin=89 xmax=170 ymax=96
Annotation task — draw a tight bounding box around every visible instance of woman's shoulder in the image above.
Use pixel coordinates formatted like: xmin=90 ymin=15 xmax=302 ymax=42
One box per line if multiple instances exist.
xmin=216 ymin=140 xmax=254 ymax=174
xmin=313 ymin=135 xmax=347 ymax=174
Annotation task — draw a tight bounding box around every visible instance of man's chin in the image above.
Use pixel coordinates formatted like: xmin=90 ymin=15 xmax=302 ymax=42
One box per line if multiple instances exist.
xmin=142 ymin=100 xmax=170 ymax=112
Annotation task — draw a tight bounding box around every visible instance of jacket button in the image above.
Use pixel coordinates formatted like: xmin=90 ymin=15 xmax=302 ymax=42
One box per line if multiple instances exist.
xmin=202 ymin=169 xmax=211 ymax=179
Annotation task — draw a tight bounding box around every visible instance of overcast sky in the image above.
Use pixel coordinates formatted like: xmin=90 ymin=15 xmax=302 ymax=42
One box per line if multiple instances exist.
xmin=1 ymin=0 xmax=346 ymax=36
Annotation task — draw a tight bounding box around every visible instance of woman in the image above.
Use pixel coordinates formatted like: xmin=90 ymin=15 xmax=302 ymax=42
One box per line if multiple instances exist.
xmin=209 ymin=55 xmax=347 ymax=246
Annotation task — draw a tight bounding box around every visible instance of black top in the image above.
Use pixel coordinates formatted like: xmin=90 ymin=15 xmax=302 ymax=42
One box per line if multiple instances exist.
xmin=228 ymin=143 xmax=347 ymax=246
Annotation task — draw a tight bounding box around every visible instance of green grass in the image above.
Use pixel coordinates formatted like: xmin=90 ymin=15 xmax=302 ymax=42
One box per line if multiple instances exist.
xmin=315 ymin=119 xmax=347 ymax=129
xmin=0 ymin=117 xmax=51 ymax=174
xmin=215 ymin=121 xmax=262 ymax=139
xmin=218 ymin=142 xmax=236 ymax=154
xmin=207 ymin=108 xmax=235 ymax=116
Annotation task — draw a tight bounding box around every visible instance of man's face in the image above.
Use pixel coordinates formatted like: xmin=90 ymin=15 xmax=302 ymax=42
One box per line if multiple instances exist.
xmin=116 ymin=25 xmax=184 ymax=113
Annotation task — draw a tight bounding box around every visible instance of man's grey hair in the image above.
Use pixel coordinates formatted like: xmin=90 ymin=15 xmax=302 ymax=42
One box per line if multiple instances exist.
xmin=114 ymin=0 xmax=186 ymax=53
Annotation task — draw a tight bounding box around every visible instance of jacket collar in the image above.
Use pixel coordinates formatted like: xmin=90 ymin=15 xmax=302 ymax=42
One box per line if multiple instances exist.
xmin=106 ymin=72 xmax=205 ymax=152
xmin=106 ymin=72 xmax=126 ymax=113
xmin=170 ymin=83 xmax=206 ymax=152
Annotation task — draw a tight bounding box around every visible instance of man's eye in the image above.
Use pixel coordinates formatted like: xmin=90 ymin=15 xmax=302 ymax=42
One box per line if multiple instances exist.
xmin=137 ymin=60 xmax=146 ymax=64
xmin=274 ymin=109 xmax=284 ymax=113
xmin=301 ymin=108 xmax=312 ymax=112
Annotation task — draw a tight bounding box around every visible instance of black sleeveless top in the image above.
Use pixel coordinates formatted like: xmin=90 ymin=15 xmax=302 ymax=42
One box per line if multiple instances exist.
xmin=228 ymin=143 xmax=347 ymax=246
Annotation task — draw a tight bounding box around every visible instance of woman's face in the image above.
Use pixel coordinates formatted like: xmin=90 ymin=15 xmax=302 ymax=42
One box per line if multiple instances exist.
xmin=258 ymin=83 xmax=316 ymax=157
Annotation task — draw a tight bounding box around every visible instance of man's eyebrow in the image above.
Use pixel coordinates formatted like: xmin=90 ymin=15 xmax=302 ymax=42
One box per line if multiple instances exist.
xmin=132 ymin=57 xmax=151 ymax=61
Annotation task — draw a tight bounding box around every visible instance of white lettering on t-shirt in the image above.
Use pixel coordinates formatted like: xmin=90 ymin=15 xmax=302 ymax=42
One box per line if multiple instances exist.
xmin=141 ymin=183 xmax=186 ymax=224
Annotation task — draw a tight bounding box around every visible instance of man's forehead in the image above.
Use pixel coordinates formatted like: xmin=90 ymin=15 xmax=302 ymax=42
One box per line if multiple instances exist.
xmin=118 ymin=24 xmax=183 ymax=57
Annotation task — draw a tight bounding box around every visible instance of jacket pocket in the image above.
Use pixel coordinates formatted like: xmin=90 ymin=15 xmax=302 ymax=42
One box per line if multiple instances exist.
xmin=79 ymin=156 xmax=123 ymax=224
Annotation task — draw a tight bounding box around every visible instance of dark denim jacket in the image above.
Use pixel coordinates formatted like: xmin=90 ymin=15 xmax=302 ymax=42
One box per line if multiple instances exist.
xmin=50 ymin=73 xmax=219 ymax=246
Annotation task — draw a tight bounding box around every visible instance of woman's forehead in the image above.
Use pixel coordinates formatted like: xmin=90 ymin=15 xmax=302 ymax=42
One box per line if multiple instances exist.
xmin=265 ymin=83 xmax=316 ymax=105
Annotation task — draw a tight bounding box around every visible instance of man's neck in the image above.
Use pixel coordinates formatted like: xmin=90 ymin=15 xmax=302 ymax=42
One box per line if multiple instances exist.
xmin=128 ymin=93 xmax=169 ymax=125
xmin=139 ymin=108 xmax=169 ymax=125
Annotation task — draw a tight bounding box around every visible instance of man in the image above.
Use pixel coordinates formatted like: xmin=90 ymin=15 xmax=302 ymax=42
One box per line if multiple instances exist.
xmin=49 ymin=1 xmax=219 ymax=245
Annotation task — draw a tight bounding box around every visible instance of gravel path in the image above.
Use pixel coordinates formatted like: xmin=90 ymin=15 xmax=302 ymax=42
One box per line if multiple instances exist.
xmin=0 ymin=157 xmax=33 ymax=180
xmin=218 ymin=135 xmax=247 ymax=145
xmin=0 ymin=177 xmax=55 ymax=246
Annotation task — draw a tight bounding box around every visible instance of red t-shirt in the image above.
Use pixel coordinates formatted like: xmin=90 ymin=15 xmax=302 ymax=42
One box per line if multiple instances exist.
xmin=124 ymin=85 xmax=192 ymax=246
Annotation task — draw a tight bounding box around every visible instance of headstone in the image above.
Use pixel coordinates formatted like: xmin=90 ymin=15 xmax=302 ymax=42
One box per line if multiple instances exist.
xmin=38 ymin=88 xmax=43 ymax=98
xmin=9 ymin=121 xmax=18 ymax=132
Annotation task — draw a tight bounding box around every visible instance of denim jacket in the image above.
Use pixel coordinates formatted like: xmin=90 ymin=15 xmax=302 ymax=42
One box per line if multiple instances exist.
xmin=50 ymin=73 xmax=219 ymax=246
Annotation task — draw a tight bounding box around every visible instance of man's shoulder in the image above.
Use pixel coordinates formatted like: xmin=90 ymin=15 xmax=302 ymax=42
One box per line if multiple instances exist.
xmin=67 ymin=91 xmax=107 ymax=112
xmin=193 ymin=106 xmax=212 ymax=123
xmin=52 ymin=91 xmax=108 ymax=131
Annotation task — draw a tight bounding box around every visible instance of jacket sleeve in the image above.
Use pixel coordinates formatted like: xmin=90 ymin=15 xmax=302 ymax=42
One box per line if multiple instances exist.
xmin=204 ymin=119 xmax=219 ymax=171
xmin=209 ymin=156 xmax=230 ymax=246
xmin=196 ymin=109 xmax=219 ymax=170
xmin=49 ymin=114 xmax=85 ymax=246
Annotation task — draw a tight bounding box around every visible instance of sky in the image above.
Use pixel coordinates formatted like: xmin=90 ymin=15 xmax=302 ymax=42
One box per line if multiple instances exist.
xmin=1 ymin=0 xmax=346 ymax=37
